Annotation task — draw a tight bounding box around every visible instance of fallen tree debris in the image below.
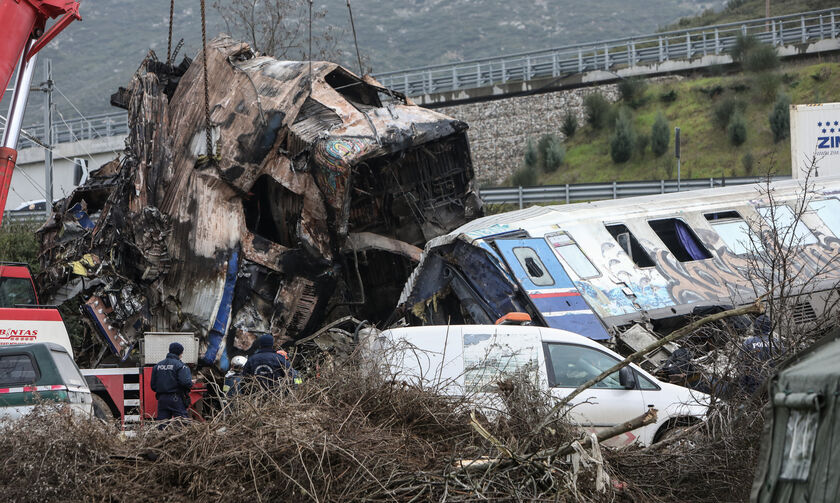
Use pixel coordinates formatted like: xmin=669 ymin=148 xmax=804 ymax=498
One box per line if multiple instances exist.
xmin=0 ymin=363 xmax=625 ymax=503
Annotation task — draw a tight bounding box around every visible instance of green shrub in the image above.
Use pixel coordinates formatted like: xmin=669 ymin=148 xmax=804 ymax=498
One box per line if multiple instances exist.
xmin=511 ymin=165 xmax=538 ymax=187
xmin=811 ymin=66 xmax=831 ymax=82
xmin=610 ymin=110 xmax=636 ymax=163
xmin=544 ymin=142 xmax=566 ymax=173
xmin=560 ymin=111 xmax=578 ymax=138
xmin=584 ymin=93 xmax=611 ymax=130
xmin=537 ymin=134 xmax=565 ymax=173
xmin=699 ymin=84 xmax=725 ymax=98
xmin=730 ymin=33 xmax=759 ymax=63
xmin=753 ymin=72 xmax=781 ymax=102
xmin=727 ymin=111 xmax=747 ymax=146
xmin=659 ymin=88 xmax=678 ymax=103
xmin=742 ymin=152 xmax=754 ymax=175
xmin=524 ymin=138 xmax=538 ymax=168
xmin=743 ymin=44 xmax=779 ymax=73
xmin=713 ymin=96 xmax=747 ymax=130
xmin=0 ymin=222 xmax=40 ymax=270
xmin=769 ymin=92 xmax=791 ymax=143
xmin=651 ymin=112 xmax=670 ymax=157
xmin=618 ymin=78 xmax=648 ymax=108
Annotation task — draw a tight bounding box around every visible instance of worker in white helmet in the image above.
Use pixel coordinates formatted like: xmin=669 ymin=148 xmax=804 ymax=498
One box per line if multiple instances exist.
xmin=223 ymin=355 xmax=248 ymax=398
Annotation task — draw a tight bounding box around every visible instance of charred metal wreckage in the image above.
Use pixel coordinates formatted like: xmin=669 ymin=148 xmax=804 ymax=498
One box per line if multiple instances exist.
xmin=37 ymin=36 xmax=481 ymax=369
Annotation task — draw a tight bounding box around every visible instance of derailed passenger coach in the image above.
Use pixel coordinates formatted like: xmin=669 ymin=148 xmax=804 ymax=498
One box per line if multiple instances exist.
xmin=398 ymin=177 xmax=840 ymax=338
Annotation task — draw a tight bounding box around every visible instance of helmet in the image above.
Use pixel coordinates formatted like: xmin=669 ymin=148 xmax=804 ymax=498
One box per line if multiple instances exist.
xmin=231 ymin=355 xmax=247 ymax=371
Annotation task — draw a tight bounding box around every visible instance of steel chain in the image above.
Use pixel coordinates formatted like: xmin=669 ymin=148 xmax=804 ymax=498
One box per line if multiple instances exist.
xmin=200 ymin=0 xmax=213 ymax=160
xmin=167 ymin=0 xmax=175 ymax=64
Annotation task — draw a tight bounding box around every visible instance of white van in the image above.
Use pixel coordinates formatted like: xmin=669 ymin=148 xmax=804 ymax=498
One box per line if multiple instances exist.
xmin=370 ymin=324 xmax=709 ymax=447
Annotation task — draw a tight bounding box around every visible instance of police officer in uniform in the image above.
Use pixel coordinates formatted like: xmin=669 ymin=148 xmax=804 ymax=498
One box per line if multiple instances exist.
xmin=242 ymin=334 xmax=299 ymax=388
xmin=150 ymin=342 xmax=193 ymax=422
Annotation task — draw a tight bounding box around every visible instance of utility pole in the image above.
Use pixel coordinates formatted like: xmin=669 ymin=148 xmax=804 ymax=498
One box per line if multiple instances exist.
xmin=42 ymin=59 xmax=53 ymax=216
xmin=765 ymin=0 xmax=771 ymax=31
xmin=675 ymin=126 xmax=681 ymax=192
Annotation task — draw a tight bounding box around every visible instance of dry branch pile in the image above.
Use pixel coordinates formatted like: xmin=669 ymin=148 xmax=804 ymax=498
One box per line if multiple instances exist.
xmin=608 ymin=401 xmax=764 ymax=503
xmin=0 ymin=365 xmax=626 ymax=503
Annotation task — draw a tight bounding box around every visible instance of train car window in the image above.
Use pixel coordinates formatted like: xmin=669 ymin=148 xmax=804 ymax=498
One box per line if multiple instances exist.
xmin=546 ymin=232 xmax=600 ymax=279
xmin=704 ymin=211 xmax=741 ymax=221
xmin=810 ymin=198 xmax=840 ymax=238
xmin=758 ymin=206 xmax=818 ymax=246
xmin=648 ymin=218 xmax=712 ymax=262
xmin=604 ymin=224 xmax=655 ymax=268
xmin=704 ymin=211 xmax=759 ymax=255
xmin=512 ymin=247 xmax=555 ymax=286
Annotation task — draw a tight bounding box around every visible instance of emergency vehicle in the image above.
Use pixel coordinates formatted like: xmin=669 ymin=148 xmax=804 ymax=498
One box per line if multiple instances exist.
xmin=0 ymin=262 xmax=206 ymax=426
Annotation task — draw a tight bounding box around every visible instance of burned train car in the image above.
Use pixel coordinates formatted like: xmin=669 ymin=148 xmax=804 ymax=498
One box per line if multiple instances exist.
xmin=399 ymin=177 xmax=840 ymax=339
xmin=38 ymin=36 xmax=481 ymax=368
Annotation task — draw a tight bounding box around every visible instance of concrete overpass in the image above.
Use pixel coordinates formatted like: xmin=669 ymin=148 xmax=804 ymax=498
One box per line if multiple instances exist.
xmin=3 ymin=112 xmax=126 ymax=211
xmin=375 ymin=8 xmax=840 ymax=107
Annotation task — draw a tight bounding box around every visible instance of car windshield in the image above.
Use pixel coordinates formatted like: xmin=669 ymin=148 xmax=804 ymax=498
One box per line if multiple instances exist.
xmin=0 ymin=277 xmax=37 ymax=307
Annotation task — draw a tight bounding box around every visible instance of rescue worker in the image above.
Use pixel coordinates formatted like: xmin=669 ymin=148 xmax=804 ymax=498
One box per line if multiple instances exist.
xmin=223 ymin=355 xmax=247 ymax=397
xmin=242 ymin=334 xmax=300 ymax=388
xmin=150 ymin=342 xmax=193 ymax=423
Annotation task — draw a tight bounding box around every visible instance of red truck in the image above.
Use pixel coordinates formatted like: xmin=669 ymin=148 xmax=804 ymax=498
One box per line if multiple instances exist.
xmin=0 ymin=262 xmax=207 ymax=426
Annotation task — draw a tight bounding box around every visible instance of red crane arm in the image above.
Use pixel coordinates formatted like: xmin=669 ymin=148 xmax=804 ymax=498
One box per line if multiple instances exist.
xmin=0 ymin=0 xmax=80 ymax=221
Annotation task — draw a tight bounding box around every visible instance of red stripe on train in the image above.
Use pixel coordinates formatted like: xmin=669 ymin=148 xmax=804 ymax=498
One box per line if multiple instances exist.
xmin=530 ymin=292 xmax=581 ymax=299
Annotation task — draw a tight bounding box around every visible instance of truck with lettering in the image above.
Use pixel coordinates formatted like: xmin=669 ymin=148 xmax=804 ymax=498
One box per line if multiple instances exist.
xmin=0 ymin=262 xmax=205 ymax=426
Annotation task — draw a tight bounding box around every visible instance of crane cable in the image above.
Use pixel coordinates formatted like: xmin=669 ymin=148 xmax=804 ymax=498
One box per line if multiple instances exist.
xmin=167 ymin=0 xmax=175 ymax=64
xmin=197 ymin=0 xmax=218 ymax=166
xmin=308 ymin=0 xmax=313 ymax=97
xmin=346 ymin=1 xmax=364 ymax=76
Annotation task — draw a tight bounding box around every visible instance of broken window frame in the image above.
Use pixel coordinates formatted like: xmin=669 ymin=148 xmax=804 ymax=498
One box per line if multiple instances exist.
xmin=324 ymin=67 xmax=383 ymax=110
xmin=511 ymin=246 xmax=555 ymax=287
xmin=647 ymin=217 xmax=713 ymax=263
xmin=757 ymin=205 xmax=818 ymax=247
xmin=604 ymin=223 xmax=656 ymax=269
xmin=809 ymin=197 xmax=840 ymax=238
xmin=545 ymin=232 xmax=601 ymax=280
xmin=704 ymin=210 xmax=760 ymax=256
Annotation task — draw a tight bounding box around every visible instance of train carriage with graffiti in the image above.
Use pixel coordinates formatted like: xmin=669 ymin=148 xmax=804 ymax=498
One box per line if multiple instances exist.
xmin=398 ymin=176 xmax=840 ymax=338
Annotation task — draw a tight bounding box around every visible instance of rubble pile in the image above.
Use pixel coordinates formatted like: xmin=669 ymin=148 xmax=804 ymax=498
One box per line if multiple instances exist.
xmin=37 ymin=36 xmax=481 ymax=369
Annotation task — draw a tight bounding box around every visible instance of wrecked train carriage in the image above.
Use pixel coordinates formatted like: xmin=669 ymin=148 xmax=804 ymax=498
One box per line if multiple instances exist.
xmin=399 ymin=177 xmax=840 ymax=343
xmin=38 ymin=36 xmax=481 ymax=367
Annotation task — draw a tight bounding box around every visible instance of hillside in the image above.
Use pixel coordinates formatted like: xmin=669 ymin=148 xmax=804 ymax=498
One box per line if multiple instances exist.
xmin=522 ymin=60 xmax=840 ymax=187
xmin=667 ymin=0 xmax=836 ymax=30
xmin=4 ymin=0 xmax=716 ymax=124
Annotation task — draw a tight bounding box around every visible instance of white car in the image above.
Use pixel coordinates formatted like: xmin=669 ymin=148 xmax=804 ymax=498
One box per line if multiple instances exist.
xmin=369 ymin=324 xmax=709 ymax=447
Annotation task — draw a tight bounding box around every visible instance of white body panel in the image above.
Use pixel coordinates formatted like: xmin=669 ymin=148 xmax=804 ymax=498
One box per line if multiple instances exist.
xmin=371 ymin=325 xmax=709 ymax=447
xmin=791 ymin=103 xmax=840 ymax=179
xmin=0 ymin=400 xmax=92 ymax=422
xmin=0 ymin=318 xmax=74 ymax=358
